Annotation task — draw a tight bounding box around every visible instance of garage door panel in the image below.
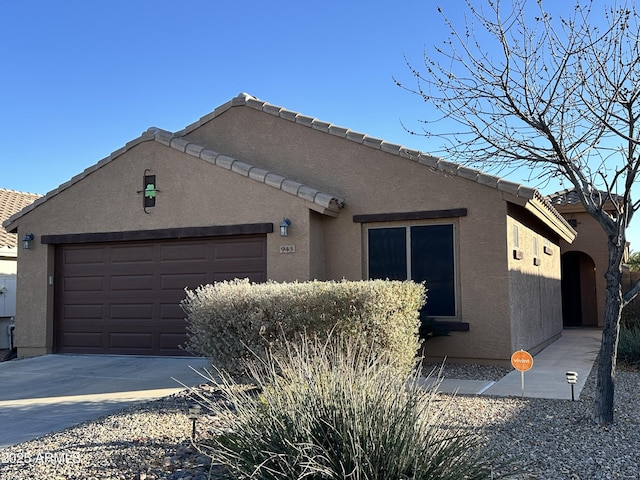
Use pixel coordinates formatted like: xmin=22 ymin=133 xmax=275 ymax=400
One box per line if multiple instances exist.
xmin=109 ymin=303 xmax=155 ymax=320
xmin=63 ymin=304 xmax=104 ymax=320
xmin=160 ymin=273 xmax=208 ymax=291
xmin=111 ymin=245 xmax=155 ymax=264
xmin=64 ymin=276 xmax=105 ymax=292
xmin=109 ymin=333 xmax=154 ymax=350
xmin=159 ymin=333 xmax=186 ymax=351
xmin=61 ymin=332 xmax=104 ymax=348
xmin=61 ymin=320 xmax=107 ymax=331
xmin=62 ymin=247 xmax=105 ymax=265
xmin=160 ymin=243 xmax=208 ymax=262
xmin=160 ymin=303 xmax=187 ymax=321
xmin=55 ymin=234 xmax=266 ymax=355
xmin=110 ymin=274 xmax=155 ymax=291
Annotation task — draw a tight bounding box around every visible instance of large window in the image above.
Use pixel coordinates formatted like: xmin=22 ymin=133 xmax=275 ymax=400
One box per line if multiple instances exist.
xmin=368 ymin=224 xmax=456 ymax=317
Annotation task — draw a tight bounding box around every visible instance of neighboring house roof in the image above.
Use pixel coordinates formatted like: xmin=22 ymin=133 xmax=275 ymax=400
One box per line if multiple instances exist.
xmin=548 ymin=188 xmax=584 ymax=207
xmin=0 ymin=188 xmax=42 ymax=248
xmin=0 ymin=188 xmax=42 ymax=249
xmin=548 ymin=188 xmax=624 ymax=209
xmin=3 ymin=93 xmax=575 ymax=242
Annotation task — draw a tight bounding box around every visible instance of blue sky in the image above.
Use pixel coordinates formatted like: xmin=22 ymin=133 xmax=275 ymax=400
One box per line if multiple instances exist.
xmin=1 ymin=0 xmax=638 ymax=245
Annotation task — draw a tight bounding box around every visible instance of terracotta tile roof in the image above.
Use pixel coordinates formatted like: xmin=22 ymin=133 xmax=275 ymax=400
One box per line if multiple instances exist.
xmin=0 ymin=188 xmax=42 ymax=248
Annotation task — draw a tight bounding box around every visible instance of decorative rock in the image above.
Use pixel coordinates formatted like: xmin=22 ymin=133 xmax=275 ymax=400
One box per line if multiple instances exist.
xmin=0 ymin=365 xmax=638 ymax=478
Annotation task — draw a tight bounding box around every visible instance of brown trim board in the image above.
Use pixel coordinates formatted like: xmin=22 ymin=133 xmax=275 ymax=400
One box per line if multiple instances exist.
xmin=353 ymin=208 xmax=467 ymax=223
xmin=41 ymin=223 xmax=274 ymax=245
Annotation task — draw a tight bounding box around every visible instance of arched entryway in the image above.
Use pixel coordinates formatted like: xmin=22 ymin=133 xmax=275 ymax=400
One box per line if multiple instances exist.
xmin=561 ymin=251 xmax=598 ymax=327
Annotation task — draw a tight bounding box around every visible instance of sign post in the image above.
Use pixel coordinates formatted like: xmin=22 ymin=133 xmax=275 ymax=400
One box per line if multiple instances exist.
xmin=511 ymin=350 xmax=534 ymax=397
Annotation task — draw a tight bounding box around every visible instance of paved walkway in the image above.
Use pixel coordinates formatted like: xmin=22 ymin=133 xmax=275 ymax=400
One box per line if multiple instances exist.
xmin=433 ymin=328 xmax=602 ymax=399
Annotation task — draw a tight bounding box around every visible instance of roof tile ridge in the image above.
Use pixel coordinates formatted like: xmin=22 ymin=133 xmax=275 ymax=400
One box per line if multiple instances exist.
xmin=176 ymin=93 xmax=258 ymax=136
xmin=396 ymin=147 xmax=540 ymax=200
xmin=149 ymin=128 xmax=345 ymax=212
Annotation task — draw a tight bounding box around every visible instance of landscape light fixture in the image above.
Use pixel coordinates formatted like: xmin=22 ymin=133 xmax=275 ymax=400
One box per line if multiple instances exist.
xmin=188 ymin=405 xmax=201 ymax=440
xmin=280 ymin=218 xmax=291 ymax=237
xmin=22 ymin=233 xmax=34 ymax=250
xmin=566 ymin=371 xmax=578 ymax=401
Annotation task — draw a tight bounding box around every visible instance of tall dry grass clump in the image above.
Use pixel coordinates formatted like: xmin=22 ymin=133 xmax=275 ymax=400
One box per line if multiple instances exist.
xmin=193 ymin=335 xmax=504 ymax=479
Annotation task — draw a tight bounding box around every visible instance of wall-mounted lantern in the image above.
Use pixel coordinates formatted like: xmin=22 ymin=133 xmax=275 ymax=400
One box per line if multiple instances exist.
xmin=280 ymin=218 xmax=291 ymax=237
xmin=22 ymin=233 xmax=35 ymax=250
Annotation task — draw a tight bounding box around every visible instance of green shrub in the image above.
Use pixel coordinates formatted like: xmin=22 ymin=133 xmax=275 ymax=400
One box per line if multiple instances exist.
xmin=617 ymin=324 xmax=640 ymax=367
xmin=182 ymin=279 xmax=425 ymax=376
xmin=621 ymin=299 xmax=640 ymax=328
xmin=195 ymin=335 xmax=503 ymax=479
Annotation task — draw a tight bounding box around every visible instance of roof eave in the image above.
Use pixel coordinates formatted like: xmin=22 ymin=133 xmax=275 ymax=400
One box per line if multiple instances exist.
xmin=525 ymin=196 xmax=577 ymax=243
xmin=151 ymin=128 xmax=345 ymax=218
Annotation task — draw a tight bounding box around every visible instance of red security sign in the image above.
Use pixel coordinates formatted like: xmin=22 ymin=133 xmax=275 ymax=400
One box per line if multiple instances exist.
xmin=511 ymin=350 xmax=534 ymax=371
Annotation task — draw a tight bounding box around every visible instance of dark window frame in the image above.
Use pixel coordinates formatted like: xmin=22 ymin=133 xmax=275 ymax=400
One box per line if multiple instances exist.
xmin=366 ymin=222 xmax=458 ymax=318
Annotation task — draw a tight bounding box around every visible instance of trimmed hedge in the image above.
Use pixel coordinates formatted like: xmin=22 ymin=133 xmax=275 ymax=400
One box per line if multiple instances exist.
xmin=182 ymin=279 xmax=425 ymax=376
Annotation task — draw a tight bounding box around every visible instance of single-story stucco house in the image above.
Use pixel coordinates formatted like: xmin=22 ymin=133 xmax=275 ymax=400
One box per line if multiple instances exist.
xmin=3 ymin=93 xmax=576 ymax=365
xmin=0 ymin=188 xmax=42 ymax=350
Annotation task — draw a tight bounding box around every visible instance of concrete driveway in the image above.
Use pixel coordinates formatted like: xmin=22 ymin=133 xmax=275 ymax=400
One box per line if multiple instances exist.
xmin=0 ymin=354 xmax=210 ymax=449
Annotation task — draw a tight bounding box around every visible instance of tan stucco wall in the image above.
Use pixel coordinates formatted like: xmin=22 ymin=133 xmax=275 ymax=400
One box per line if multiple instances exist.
xmin=9 ymin=103 xmax=566 ymax=363
xmin=308 ymin=210 xmax=326 ymax=280
xmin=506 ymin=211 xmax=563 ymax=355
xmin=185 ymin=107 xmax=521 ymax=362
xmin=556 ymin=208 xmax=610 ymax=327
xmin=9 ymin=140 xmax=318 ymax=355
xmin=10 ymin=239 xmax=51 ymax=356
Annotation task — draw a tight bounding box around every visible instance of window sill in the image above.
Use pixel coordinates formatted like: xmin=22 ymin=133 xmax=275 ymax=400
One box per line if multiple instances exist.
xmin=432 ymin=320 xmax=470 ymax=332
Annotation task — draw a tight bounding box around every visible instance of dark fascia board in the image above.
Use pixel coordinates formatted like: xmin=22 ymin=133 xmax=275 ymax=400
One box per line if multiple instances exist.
xmin=41 ymin=223 xmax=273 ymax=245
xmin=353 ymin=208 xmax=467 ymax=223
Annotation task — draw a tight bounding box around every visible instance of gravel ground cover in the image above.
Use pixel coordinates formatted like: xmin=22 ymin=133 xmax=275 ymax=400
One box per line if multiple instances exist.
xmin=0 ymin=363 xmax=638 ymax=479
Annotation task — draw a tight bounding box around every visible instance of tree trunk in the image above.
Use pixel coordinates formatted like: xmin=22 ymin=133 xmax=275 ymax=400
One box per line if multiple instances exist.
xmin=592 ymin=266 xmax=623 ymax=425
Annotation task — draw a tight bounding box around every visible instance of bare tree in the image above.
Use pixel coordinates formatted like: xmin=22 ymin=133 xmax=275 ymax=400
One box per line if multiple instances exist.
xmin=396 ymin=0 xmax=640 ymax=424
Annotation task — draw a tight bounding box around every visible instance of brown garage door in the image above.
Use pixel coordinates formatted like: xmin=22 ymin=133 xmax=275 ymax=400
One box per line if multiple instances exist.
xmin=54 ymin=235 xmax=267 ymax=355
